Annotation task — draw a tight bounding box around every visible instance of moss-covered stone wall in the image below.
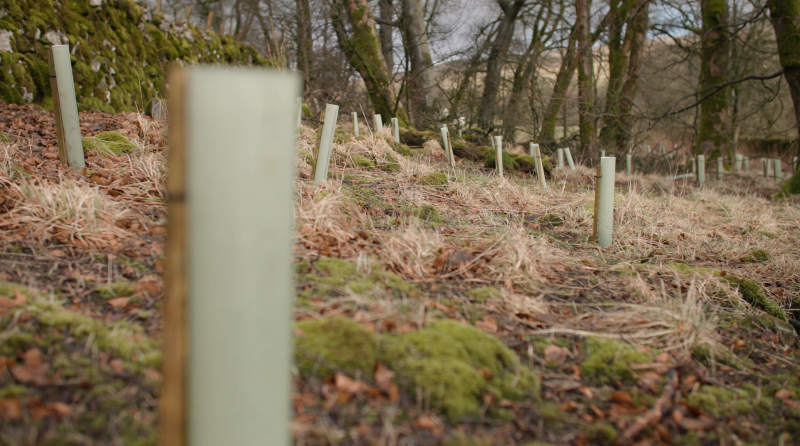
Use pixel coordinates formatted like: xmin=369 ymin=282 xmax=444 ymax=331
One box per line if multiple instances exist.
xmin=0 ymin=0 xmax=274 ymax=114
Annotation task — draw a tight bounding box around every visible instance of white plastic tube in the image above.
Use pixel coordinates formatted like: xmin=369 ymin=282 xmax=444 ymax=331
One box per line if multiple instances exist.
xmin=593 ymin=156 xmax=616 ymax=248
xmin=374 ymin=114 xmax=383 ymax=133
xmin=352 ymin=112 xmax=359 ymax=137
xmin=774 ymin=158 xmax=782 ymax=181
xmin=392 ymin=117 xmax=400 ymax=143
xmin=557 ymin=148 xmax=564 ymax=169
xmin=734 ymin=154 xmax=742 ymax=172
xmin=717 ymin=157 xmax=723 ymax=180
xmin=441 ymin=127 xmax=453 ymax=167
xmin=534 ymin=144 xmax=547 ymax=189
xmin=626 ymin=153 xmax=632 ymax=176
xmin=697 ymin=155 xmax=705 ymax=185
xmin=564 ymin=147 xmax=575 ymax=171
xmin=313 ymin=104 xmax=339 ymax=181
xmin=49 ymin=45 xmax=85 ymax=168
xmin=494 ymin=135 xmax=503 ymax=178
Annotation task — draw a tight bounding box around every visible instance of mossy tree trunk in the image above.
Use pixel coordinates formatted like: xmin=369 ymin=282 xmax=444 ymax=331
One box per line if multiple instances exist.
xmin=541 ymin=27 xmax=577 ymax=143
xmin=576 ymin=0 xmax=596 ymax=154
xmin=767 ymin=0 xmax=800 ymax=195
xmin=614 ymin=0 xmax=648 ymax=152
xmin=331 ymin=0 xmax=407 ymax=124
xmin=378 ymin=0 xmax=395 ymax=74
xmin=400 ymin=0 xmax=436 ymax=128
xmin=598 ymin=0 xmax=632 ymax=150
xmin=294 ymin=0 xmax=314 ymax=91
xmin=697 ymin=0 xmax=731 ymax=158
xmin=477 ymin=0 xmax=526 ymax=130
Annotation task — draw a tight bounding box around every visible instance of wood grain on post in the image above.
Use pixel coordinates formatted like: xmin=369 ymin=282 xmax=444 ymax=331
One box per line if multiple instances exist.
xmin=313 ymin=104 xmax=339 ymax=182
xmin=50 ymin=45 xmax=84 ymax=168
xmin=46 ymin=50 xmax=67 ymax=165
xmin=445 ymin=128 xmax=455 ymax=169
xmin=296 ymin=97 xmax=302 ymax=129
xmin=206 ymin=11 xmax=214 ymax=29
xmin=160 ymin=68 xmax=188 ymax=446
xmin=160 ymin=67 xmax=300 ymax=446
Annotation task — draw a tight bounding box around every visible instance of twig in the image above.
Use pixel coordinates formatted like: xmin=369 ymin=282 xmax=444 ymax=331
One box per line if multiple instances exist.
xmin=620 ymin=368 xmax=678 ymax=443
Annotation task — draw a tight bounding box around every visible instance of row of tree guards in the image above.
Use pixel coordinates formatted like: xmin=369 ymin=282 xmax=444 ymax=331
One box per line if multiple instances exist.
xmin=41 ymin=52 xmax=797 ymax=440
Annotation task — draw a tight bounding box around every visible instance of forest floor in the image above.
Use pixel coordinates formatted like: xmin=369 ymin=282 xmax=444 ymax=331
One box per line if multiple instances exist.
xmin=0 ymin=102 xmax=799 ymax=446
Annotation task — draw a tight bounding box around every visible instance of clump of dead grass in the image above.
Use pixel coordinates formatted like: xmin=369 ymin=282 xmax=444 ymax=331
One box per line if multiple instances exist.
xmin=378 ymin=219 xmax=443 ymax=279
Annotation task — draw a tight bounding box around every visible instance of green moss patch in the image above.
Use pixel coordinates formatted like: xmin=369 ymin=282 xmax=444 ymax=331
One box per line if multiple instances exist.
xmin=539 ymin=213 xmax=565 ymax=227
xmin=484 ymin=151 xmax=520 ymax=171
xmin=725 ymin=276 xmax=787 ymax=319
xmin=0 ymin=131 xmax=10 ymax=142
xmin=82 ymin=131 xmax=136 ymax=156
xmin=743 ymin=248 xmax=772 ymax=263
xmin=774 ymin=168 xmax=800 ymax=198
xmin=380 ymin=320 xmax=539 ymax=422
xmin=295 ymin=316 xmax=378 ymax=378
xmin=419 ymin=172 xmax=448 ymax=186
xmin=585 ymin=423 xmax=617 ymax=445
xmin=351 ymin=155 xmax=376 ymax=168
xmin=581 ymin=337 xmax=652 ymax=384
xmin=466 ymin=287 xmax=502 ymax=303
xmin=94 ymin=281 xmax=136 ymax=299
xmin=297 ymin=257 xmax=412 ymax=295
xmin=412 ymin=204 xmax=442 ymax=223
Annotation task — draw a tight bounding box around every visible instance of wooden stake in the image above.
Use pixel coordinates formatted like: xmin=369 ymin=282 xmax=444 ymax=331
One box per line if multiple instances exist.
xmin=352 ymin=112 xmax=359 ymax=137
xmin=206 ymin=11 xmax=214 ymax=29
xmin=494 ymin=136 xmax=503 ymax=178
xmin=564 ymin=147 xmax=575 ymax=171
xmin=160 ymin=67 xmax=300 ymax=446
xmin=185 ymin=5 xmax=193 ymax=21
xmin=313 ymin=104 xmax=339 ymax=182
xmin=157 ymin=0 xmax=162 ymax=13
xmin=48 ymin=46 xmax=84 ymax=168
xmin=762 ymin=158 xmax=769 ymax=178
xmin=296 ymin=97 xmax=302 ymax=129
xmin=697 ymin=155 xmax=705 ymax=185
xmin=392 ymin=117 xmax=400 ymax=143
xmin=593 ymin=157 xmax=616 ymax=248
xmin=445 ymin=129 xmax=455 ymax=169
xmin=374 ymin=114 xmax=383 ymax=132
xmin=533 ymin=143 xmax=547 ymax=189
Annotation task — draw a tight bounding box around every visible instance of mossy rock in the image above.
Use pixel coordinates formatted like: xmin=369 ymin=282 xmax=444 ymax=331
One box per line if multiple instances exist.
xmin=297 ymin=257 xmax=412 ymax=294
xmin=380 ymin=154 xmax=401 ymax=172
xmin=581 ymin=337 xmax=652 ymax=384
xmin=725 ymin=276 xmax=787 ymax=319
xmin=0 ymin=131 xmax=10 ymax=142
xmin=419 ymin=172 xmax=448 ymax=186
xmin=399 ymin=127 xmax=436 ymax=147
xmin=82 ymin=131 xmax=136 ymax=156
xmin=466 ymin=286 xmax=501 ymax=303
xmin=379 ymin=320 xmax=539 ymax=422
xmin=94 ymin=281 xmax=136 ymax=299
xmin=484 ymin=151 xmax=520 ymax=171
xmin=351 ymin=155 xmax=376 ymax=168
xmin=294 ymin=316 xmax=378 ymax=378
xmin=743 ymin=249 xmax=772 ymax=263
xmin=508 ymin=153 xmax=535 ymax=170
xmin=539 ymin=213 xmax=565 ymax=227
xmin=412 ymin=204 xmax=442 ymax=223
xmin=385 ymin=139 xmax=412 ymax=156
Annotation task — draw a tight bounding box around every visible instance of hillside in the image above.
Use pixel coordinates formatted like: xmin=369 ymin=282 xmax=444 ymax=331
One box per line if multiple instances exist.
xmin=0 ymin=103 xmax=799 ymax=445
xmin=0 ymin=0 xmax=270 ymax=114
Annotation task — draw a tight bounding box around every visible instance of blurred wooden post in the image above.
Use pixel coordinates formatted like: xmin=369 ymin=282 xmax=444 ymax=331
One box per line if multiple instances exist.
xmin=157 ymin=0 xmax=162 ymax=13
xmin=392 ymin=117 xmax=400 ymax=143
xmin=206 ymin=11 xmax=214 ymax=29
xmin=564 ymin=147 xmax=575 ymax=171
xmin=445 ymin=129 xmax=455 ymax=169
xmin=48 ymin=45 xmax=84 ymax=169
xmin=717 ymin=157 xmax=723 ymax=181
xmin=734 ymin=154 xmax=742 ymax=172
xmin=774 ymin=158 xmax=782 ymax=181
xmin=762 ymin=158 xmax=768 ymax=178
xmin=312 ymin=104 xmax=339 ymax=182
xmin=374 ymin=114 xmax=383 ymax=132
xmin=494 ymin=135 xmax=503 ymax=178
xmin=185 ymin=5 xmax=193 ymax=21
xmin=533 ymin=143 xmax=548 ymax=189
xmin=689 ymin=157 xmax=696 ymax=175
xmin=557 ymin=148 xmax=564 ymax=169
xmin=352 ymin=112 xmax=359 ymax=137
xmin=160 ymin=67 xmax=299 ymax=446
xmin=697 ymin=155 xmax=705 ymax=185
xmin=626 ymin=153 xmax=632 ymax=176
xmin=593 ymin=157 xmax=616 ymax=248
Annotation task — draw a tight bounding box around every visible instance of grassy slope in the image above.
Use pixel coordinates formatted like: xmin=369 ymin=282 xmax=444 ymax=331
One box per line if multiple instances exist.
xmin=0 ymin=108 xmax=799 ymax=445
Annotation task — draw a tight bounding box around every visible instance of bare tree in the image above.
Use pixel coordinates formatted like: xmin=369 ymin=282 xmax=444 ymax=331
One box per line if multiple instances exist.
xmin=576 ymin=0 xmax=595 ymax=153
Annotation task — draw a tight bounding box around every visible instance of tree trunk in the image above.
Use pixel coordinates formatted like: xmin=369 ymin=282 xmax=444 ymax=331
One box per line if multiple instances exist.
xmin=331 ymin=0 xmax=407 ymax=123
xmin=697 ymin=0 xmax=731 ymax=157
xmin=400 ymin=0 xmax=436 ymax=127
xmin=378 ymin=0 xmax=395 ymax=74
xmin=616 ymin=0 xmax=648 ymax=151
xmin=477 ymin=0 xmax=526 ymax=130
xmin=541 ymin=27 xmax=577 ymax=142
xmin=598 ymin=0 xmax=632 ymax=149
xmin=767 ymin=0 xmax=800 ymax=192
xmin=294 ymin=0 xmax=313 ymax=91
xmin=576 ymin=0 xmax=596 ymax=154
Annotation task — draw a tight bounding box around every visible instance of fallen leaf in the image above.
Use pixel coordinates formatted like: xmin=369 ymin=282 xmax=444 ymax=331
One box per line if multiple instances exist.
xmin=544 ymin=345 xmax=569 ymax=365
xmin=678 ymin=416 xmax=716 ymax=431
xmin=145 ymin=368 xmax=163 ymax=382
xmin=0 ymin=398 xmax=21 ymax=420
xmin=559 ymin=401 xmax=579 ymax=411
xmin=475 ymin=316 xmax=497 ymax=333
xmin=637 ymin=371 xmax=662 ymax=393
xmin=109 ymin=358 xmax=125 ymax=374
xmin=775 ymin=389 xmax=796 ymax=400
xmin=782 ymin=399 xmax=800 ymax=409
xmin=335 ymin=373 xmax=371 ymax=394
xmin=47 ymin=402 xmax=72 ymax=419
xmin=477 ymin=367 xmax=493 ymax=381
xmin=589 ymin=404 xmax=606 ymax=418
xmin=374 ymin=363 xmax=399 ymax=402
xmin=107 ymin=297 xmax=130 ymax=308
xmin=10 ymin=348 xmax=50 ymax=386
xmin=609 ymin=390 xmax=634 ymax=405
xmin=578 ymin=385 xmax=593 ymax=398
xmin=654 ymin=352 xmax=670 ymax=363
